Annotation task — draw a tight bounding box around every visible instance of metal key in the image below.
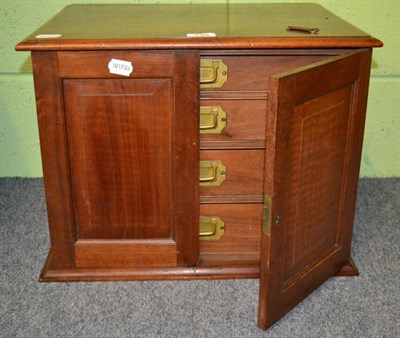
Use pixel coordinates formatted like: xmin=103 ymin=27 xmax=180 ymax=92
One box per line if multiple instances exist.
xmin=287 ymin=26 xmax=320 ymax=34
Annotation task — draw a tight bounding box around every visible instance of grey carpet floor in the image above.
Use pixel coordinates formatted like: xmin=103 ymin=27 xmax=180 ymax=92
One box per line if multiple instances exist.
xmin=0 ymin=178 xmax=399 ymax=338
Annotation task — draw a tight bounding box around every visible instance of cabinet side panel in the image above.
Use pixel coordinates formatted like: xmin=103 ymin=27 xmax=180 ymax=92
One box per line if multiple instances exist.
xmin=64 ymin=79 xmax=173 ymax=239
xmin=31 ymin=52 xmax=75 ymax=268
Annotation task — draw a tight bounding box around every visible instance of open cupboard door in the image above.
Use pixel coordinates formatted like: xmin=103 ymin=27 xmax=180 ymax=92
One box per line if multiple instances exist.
xmin=258 ymin=50 xmax=372 ymax=329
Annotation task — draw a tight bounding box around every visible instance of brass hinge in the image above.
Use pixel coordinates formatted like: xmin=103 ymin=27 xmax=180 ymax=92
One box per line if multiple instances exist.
xmin=263 ymin=195 xmax=272 ymax=236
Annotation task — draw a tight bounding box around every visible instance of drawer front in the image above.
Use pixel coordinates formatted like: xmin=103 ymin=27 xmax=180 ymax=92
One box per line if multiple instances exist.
xmin=200 ymin=204 xmax=262 ymax=259
xmin=200 ymin=100 xmax=267 ymax=148
xmin=200 ymin=55 xmax=327 ymax=91
xmin=200 ymin=150 xmax=264 ymax=202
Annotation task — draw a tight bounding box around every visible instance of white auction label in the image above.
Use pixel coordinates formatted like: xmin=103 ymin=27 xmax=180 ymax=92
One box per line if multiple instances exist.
xmin=108 ymin=58 xmax=133 ymax=77
xmin=35 ymin=34 xmax=62 ymax=39
xmin=186 ymin=32 xmax=216 ymax=37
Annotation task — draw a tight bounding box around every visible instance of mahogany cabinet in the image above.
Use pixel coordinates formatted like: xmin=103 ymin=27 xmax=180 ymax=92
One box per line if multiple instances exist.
xmin=16 ymin=4 xmax=382 ymax=330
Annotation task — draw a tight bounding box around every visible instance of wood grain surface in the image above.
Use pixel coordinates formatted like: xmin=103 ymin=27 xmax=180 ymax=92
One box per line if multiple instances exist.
xmin=58 ymin=51 xmax=175 ymax=78
xmin=200 ymin=149 xmax=265 ymax=202
xmin=33 ymin=51 xmax=200 ymax=271
xmin=258 ymin=50 xmax=372 ymax=330
xmin=31 ymin=52 xmax=76 ymax=269
xmin=199 ymin=99 xmax=267 ymax=148
xmin=200 ymin=204 xmax=262 ymax=256
xmin=16 ymin=4 xmax=382 ymax=51
xmin=64 ymin=78 xmax=174 ymax=240
xmin=200 ymin=55 xmax=328 ymax=92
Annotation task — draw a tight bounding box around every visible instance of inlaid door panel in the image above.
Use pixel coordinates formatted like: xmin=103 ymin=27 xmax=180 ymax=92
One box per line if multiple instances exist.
xmin=258 ymin=50 xmax=372 ymax=329
xmin=282 ymin=85 xmax=352 ymax=280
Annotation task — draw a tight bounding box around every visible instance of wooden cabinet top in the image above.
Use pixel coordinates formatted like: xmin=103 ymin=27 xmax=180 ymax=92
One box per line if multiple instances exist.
xmin=16 ymin=4 xmax=382 ymax=51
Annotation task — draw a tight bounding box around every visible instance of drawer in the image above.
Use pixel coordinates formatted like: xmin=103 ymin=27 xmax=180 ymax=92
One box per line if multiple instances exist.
xmin=200 ymin=100 xmax=267 ymax=148
xmin=200 ymin=55 xmax=327 ymax=91
xmin=199 ymin=204 xmax=262 ymax=261
xmin=200 ymin=150 xmax=264 ymax=203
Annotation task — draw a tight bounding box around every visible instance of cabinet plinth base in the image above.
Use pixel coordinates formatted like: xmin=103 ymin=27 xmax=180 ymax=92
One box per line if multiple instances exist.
xmin=39 ymin=252 xmax=359 ymax=282
xmin=39 ymin=252 xmax=260 ymax=282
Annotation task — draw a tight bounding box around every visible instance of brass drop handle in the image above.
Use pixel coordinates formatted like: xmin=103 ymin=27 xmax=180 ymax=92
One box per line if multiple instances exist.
xmin=200 ymin=60 xmax=219 ymax=84
xmin=200 ymin=106 xmax=227 ymax=134
xmin=200 ymin=59 xmax=228 ymax=88
xmin=200 ymin=112 xmax=218 ymax=130
xmin=200 ymin=216 xmax=225 ymax=240
xmin=200 ymin=218 xmax=218 ymax=236
xmin=199 ymin=162 xmax=218 ymax=182
xmin=199 ymin=160 xmax=226 ymax=186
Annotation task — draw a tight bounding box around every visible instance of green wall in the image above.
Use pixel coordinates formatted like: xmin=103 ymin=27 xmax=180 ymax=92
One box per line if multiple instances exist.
xmin=1 ymin=0 xmax=399 ymax=177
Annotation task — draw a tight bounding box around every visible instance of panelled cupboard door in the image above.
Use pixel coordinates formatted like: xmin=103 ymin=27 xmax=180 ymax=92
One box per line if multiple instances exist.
xmin=258 ymin=50 xmax=372 ymax=329
xmin=31 ymin=51 xmax=200 ymax=271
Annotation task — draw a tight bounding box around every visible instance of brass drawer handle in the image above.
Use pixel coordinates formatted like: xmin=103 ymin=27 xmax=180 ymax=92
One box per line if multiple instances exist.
xmin=200 ymin=60 xmax=219 ymax=84
xmin=200 ymin=106 xmax=227 ymax=134
xmin=199 ymin=216 xmax=225 ymax=240
xmin=199 ymin=160 xmax=226 ymax=186
xmin=200 ymin=59 xmax=228 ymax=88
